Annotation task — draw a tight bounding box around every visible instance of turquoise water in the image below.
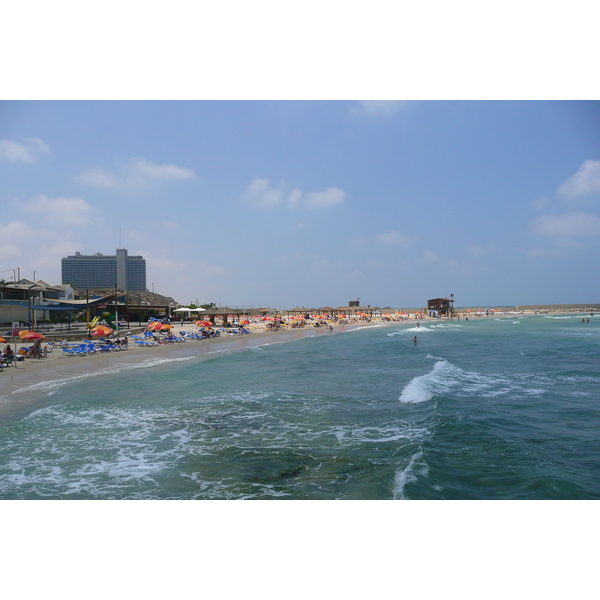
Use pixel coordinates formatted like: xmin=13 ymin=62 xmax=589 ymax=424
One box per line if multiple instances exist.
xmin=0 ymin=315 xmax=598 ymax=499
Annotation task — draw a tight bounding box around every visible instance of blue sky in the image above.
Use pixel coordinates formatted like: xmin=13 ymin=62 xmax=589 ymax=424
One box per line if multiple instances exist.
xmin=1 ymin=100 xmax=599 ymax=308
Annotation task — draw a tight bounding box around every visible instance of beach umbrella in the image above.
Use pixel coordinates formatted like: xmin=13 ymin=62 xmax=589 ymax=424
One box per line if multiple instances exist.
xmin=91 ymin=326 xmax=114 ymax=336
xmin=19 ymin=331 xmax=47 ymax=340
xmin=0 ymin=336 xmax=7 ymax=343
xmin=159 ymin=323 xmax=173 ymax=330
xmin=196 ymin=320 xmax=212 ymax=327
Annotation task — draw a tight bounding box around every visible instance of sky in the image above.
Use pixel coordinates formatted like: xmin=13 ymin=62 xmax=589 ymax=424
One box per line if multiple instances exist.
xmin=1 ymin=3 xmax=599 ymax=310
xmin=1 ymin=100 xmax=599 ymax=309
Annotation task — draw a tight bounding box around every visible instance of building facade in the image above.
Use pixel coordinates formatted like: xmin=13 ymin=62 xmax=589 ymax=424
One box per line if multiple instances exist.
xmin=61 ymin=248 xmax=147 ymax=291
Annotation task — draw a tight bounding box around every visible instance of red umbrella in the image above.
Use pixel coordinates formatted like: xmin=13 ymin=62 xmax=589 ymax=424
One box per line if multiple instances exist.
xmin=91 ymin=325 xmax=114 ymax=336
xmin=19 ymin=331 xmax=47 ymax=340
xmin=196 ymin=320 xmax=212 ymax=327
xmin=0 ymin=336 xmax=7 ymax=343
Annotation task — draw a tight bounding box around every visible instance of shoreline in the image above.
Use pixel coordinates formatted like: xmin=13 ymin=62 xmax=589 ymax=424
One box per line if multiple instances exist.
xmin=0 ymin=311 xmax=595 ymax=425
xmin=0 ymin=320 xmax=379 ymax=424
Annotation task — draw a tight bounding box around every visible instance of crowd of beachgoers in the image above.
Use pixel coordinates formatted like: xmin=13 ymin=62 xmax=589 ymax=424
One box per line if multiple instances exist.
xmin=1 ymin=306 xmax=597 ymax=379
xmin=0 ymin=313 xmax=416 ymax=370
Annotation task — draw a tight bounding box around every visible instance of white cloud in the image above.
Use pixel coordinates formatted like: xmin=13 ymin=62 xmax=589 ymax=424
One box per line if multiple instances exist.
xmin=243 ymin=178 xmax=284 ymax=208
xmin=556 ymin=160 xmax=600 ymax=200
xmin=0 ymin=220 xmax=83 ymax=284
xmin=0 ymin=138 xmax=50 ymax=163
xmin=423 ymin=250 xmax=439 ymax=263
xmin=73 ymin=168 xmax=120 ymax=188
xmin=375 ymin=231 xmax=417 ymax=246
xmin=532 ymin=212 xmax=600 ymax=237
xmin=287 ymin=188 xmax=303 ymax=207
xmin=348 ymin=101 xmax=407 ymax=119
xmin=128 ymin=158 xmax=196 ymax=181
xmin=74 ymin=157 xmax=197 ymax=189
xmin=244 ymin=179 xmax=347 ymax=210
xmin=20 ymin=195 xmax=103 ymax=227
xmin=0 ymin=221 xmax=35 ymax=259
xmin=138 ymin=249 xmax=225 ymax=278
xmin=31 ymin=240 xmax=80 ymax=271
xmin=305 ymin=187 xmax=346 ymax=209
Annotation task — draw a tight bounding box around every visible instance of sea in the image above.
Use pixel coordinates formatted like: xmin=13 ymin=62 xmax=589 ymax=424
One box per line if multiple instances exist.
xmin=1 ymin=313 xmax=598 ymax=500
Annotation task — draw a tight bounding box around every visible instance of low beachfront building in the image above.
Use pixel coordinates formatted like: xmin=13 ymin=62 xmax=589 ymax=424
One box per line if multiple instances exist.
xmin=427 ymin=297 xmax=455 ymax=317
xmin=286 ymin=307 xmax=317 ymax=319
xmin=199 ymin=307 xmax=241 ymax=326
xmin=0 ymin=279 xmax=63 ymax=324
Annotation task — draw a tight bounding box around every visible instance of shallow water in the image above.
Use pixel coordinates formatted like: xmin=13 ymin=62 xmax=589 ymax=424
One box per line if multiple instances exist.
xmin=0 ymin=315 xmax=598 ymax=499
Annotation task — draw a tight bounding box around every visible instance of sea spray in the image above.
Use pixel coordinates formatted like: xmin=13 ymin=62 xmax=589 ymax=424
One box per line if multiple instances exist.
xmin=393 ymin=449 xmax=428 ymax=499
xmin=398 ymin=354 xmax=512 ymax=404
xmin=399 ymin=360 xmax=459 ymax=403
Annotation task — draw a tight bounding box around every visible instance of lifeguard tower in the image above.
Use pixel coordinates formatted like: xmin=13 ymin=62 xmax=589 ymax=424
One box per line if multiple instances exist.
xmin=427 ymin=295 xmax=455 ymax=317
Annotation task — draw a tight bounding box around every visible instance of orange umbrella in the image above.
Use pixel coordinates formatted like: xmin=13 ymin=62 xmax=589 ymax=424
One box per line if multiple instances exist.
xmin=159 ymin=323 xmax=172 ymax=330
xmin=0 ymin=336 xmax=7 ymax=343
xmin=196 ymin=320 xmax=212 ymax=327
xmin=147 ymin=322 xmax=164 ymax=331
xmin=19 ymin=331 xmax=47 ymax=340
xmin=91 ymin=326 xmax=114 ymax=336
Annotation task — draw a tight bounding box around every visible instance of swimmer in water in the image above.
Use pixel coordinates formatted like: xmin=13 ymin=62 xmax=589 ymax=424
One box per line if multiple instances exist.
xmin=413 ymin=336 xmax=418 ymax=343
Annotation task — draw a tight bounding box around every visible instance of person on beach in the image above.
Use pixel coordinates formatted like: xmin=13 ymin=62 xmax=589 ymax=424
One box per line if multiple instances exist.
xmin=0 ymin=344 xmax=13 ymax=365
xmin=32 ymin=338 xmax=42 ymax=358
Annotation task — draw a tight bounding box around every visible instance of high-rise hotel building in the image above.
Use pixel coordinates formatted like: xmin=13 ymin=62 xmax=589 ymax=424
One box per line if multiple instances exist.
xmin=61 ymin=248 xmax=147 ymax=291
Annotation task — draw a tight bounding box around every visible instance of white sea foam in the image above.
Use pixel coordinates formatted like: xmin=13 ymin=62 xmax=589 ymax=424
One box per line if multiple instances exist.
xmin=387 ymin=326 xmax=434 ymax=337
xmin=11 ymin=355 xmax=199 ymax=395
xmin=399 ymin=360 xmax=517 ymax=403
xmin=392 ymin=450 xmax=428 ymax=499
xmin=329 ymin=424 xmax=428 ymax=445
xmin=399 ymin=360 xmax=458 ymax=403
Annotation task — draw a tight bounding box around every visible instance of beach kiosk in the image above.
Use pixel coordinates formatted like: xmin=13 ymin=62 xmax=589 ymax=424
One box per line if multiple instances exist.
xmin=427 ymin=297 xmax=455 ymax=317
